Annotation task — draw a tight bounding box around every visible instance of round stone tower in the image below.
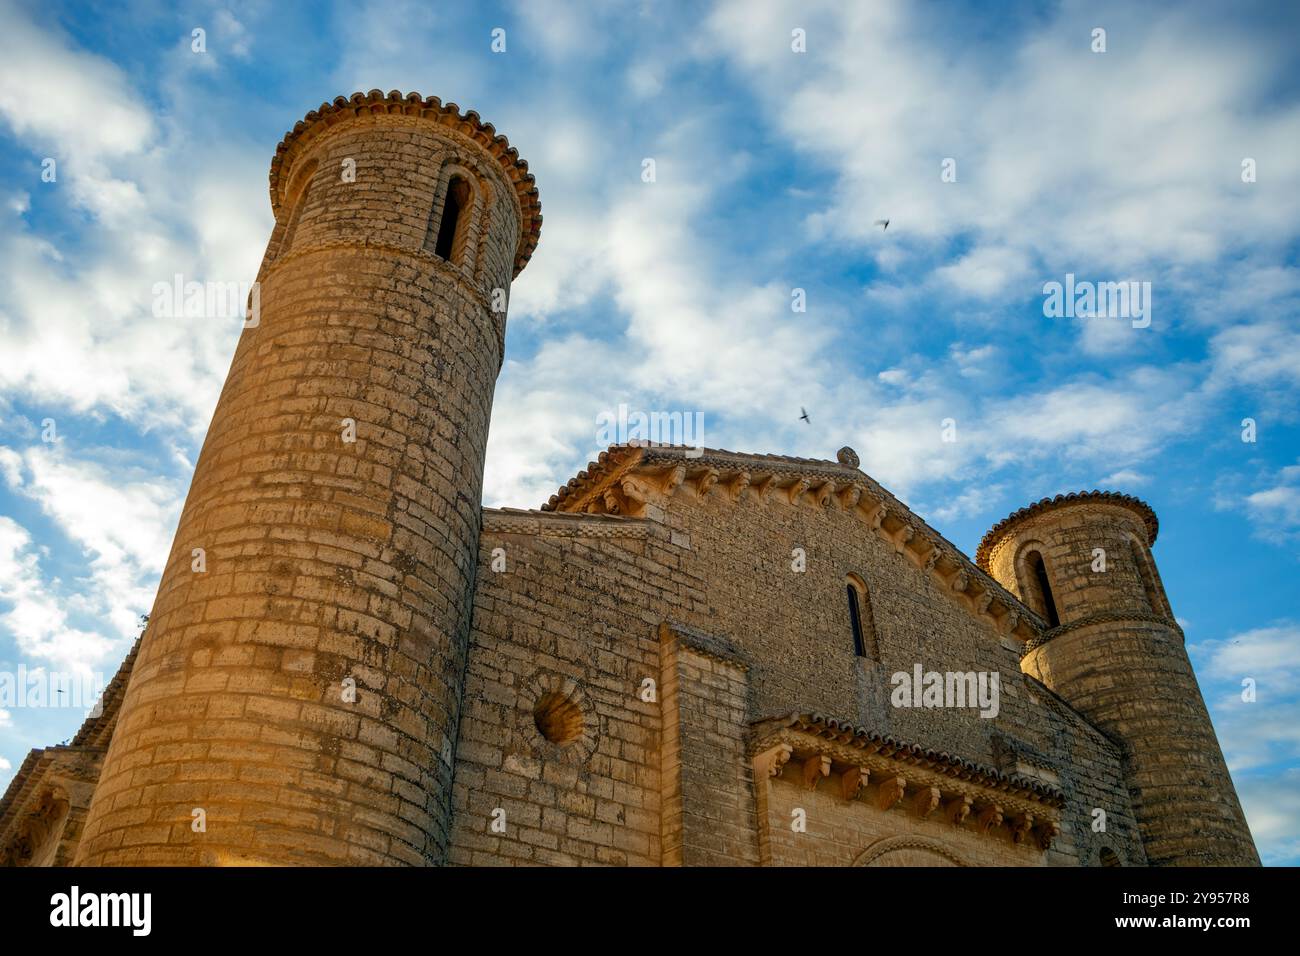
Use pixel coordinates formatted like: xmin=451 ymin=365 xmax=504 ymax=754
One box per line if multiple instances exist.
xmin=978 ymin=492 xmax=1258 ymax=866
xmin=75 ymin=91 xmax=540 ymax=866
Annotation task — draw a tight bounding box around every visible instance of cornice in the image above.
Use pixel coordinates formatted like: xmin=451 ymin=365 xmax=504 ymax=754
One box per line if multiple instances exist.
xmin=482 ymin=507 xmax=649 ymax=539
xmin=1022 ymin=609 xmax=1183 ymax=655
xmin=977 ymin=491 xmax=1159 ymax=571
xmin=752 ymin=713 xmax=1062 ymax=851
xmin=659 ymin=620 xmax=750 ymax=670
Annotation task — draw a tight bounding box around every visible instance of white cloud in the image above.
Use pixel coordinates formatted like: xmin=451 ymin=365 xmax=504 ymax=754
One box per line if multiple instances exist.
xmin=1237 ymin=769 xmax=1300 ymax=865
xmin=1208 ymin=321 xmax=1300 ymax=398
xmin=706 ymin=0 xmax=1300 ymax=310
xmin=927 ymin=483 xmax=1006 ymax=524
xmin=0 ymin=0 xmax=154 ymax=223
xmin=1238 ymin=461 xmax=1300 ymax=541
xmin=0 ymin=515 xmax=112 ymax=673
xmin=1191 ymin=622 xmax=1300 ymax=800
xmin=212 ymin=10 xmax=253 ymax=59
xmin=0 ymin=3 xmax=152 ymax=159
xmin=934 ymin=246 xmax=1031 ymax=299
xmin=981 ymin=365 xmax=1203 ymax=467
xmin=1 ymin=444 xmax=181 ymax=652
xmin=510 ymin=0 xmax=608 ymax=60
xmin=1098 ymin=469 xmax=1148 ymax=488
xmin=948 ymin=343 xmax=998 ymax=379
xmin=0 ymin=3 xmax=267 ymax=436
xmin=1246 ymin=484 xmax=1300 ymax=530
xmin=1195 ymin=622 xmax=1300 ymax=685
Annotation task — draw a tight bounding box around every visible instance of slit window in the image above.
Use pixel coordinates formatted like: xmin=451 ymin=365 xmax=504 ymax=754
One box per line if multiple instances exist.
xmin=1026 ymin=550 xmax=1060 ymax=628
xmin=846 ymin=574 xmax=879 ymax=660
xmin=432 ymin=175 xmax=472 ymax=263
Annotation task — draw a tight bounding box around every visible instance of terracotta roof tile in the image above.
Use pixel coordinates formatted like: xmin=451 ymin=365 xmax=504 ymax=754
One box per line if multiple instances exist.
xmin=976 ymin=491 xmax=1158 ymax=571
xmin=268 ymin=90 xmax=541 ymax=276
xmin=768 ymin=712 xmax=1065 ymax=805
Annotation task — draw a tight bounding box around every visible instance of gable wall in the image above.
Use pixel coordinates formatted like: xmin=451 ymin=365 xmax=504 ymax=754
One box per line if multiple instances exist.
xmin=642 ymin=488 xmax=1145 ymax=865
xmin=450 ymin=487 xmax=1146 ymax=867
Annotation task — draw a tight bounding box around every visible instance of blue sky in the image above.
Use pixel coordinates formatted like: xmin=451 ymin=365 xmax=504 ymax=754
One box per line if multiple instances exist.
xmin=0 ymin=0 xmax=1297 ymax=864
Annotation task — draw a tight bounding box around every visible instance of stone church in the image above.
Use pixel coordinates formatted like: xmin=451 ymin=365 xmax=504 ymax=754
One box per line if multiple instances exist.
xmin=0 ymin=91 xmax=1259 ymax=867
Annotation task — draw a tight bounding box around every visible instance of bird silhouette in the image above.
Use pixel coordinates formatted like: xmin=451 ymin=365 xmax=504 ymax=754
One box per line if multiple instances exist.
xmin=799 ymin=407 xmax=810 ymax=423
xmin=874 ymin=219 xmax=890 ymax=231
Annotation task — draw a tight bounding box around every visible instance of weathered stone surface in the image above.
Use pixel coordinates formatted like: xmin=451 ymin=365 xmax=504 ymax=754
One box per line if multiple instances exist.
xmin=0 ymin=95 xmax=1257 ymax=869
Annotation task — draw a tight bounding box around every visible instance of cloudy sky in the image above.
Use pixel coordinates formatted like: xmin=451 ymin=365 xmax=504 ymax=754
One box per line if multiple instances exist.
xmin=0 ymin=0 xmax=1297 ymax=863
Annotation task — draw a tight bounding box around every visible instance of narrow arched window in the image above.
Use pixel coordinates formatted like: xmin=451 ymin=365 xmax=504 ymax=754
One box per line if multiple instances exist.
xmin=846 ymin=574 xmax=879 ymax=660
xmin=431 ymin=175 xmax=472 ymax=263
xmin=1025 ymin=550 xmax=1061 ymax=628
xmin=1019 ymin=548 xmax=1060 ymax=632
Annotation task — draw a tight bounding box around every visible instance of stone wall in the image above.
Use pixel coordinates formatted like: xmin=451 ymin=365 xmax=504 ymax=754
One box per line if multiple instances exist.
xmin=73 ymin=99 xmax=534 ymax=867
xmin=654 ymin=471 xmax=1146 ymax=865
xmin=447 ymin=511 xmax=695 ymax=865
xmin=448 ymin=459 xmax=1148 ymax=866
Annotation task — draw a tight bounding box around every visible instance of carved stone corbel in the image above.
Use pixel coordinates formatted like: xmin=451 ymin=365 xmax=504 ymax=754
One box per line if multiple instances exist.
xmin=619 ymin=474 xmax=659 ymax=513
xmin=695 ymin=468 xmax=719 ymax=499
xmin=602 ymin=488 xmax=624 ymax=515
xmin=974 ymin=591 xmax=994 ymax=616
xmin=10 ymin=789 xmax=69 ymax=866
xmin=1036 ymin=821 xmax=1061 ymax=851
xmin=838 ymin=484 xmax=862 ymax=510
xmin=802 ymin=754 xmax=831 ymax=791
xmin=945 ymin=794 xmax=973 ymax=826
xmin=754 ymin=743 xmax=793 ymax=779
xmin=1012 ymin=814 xmax=1035 ymax=845
xmin=925 ymin=548 xmax=942 ymax=572
xmin=894 ymin=524 xmax=915 ymax=555
xmin=913 ymin=786 xmax=941 ymax=819
xmin=752 ymin=474 xmax=776 ymax=504
xmin=841 ymin=766 xmax=868 ymax=801
xmin=977 ymin=804 xmax=1004 ymax=834
xmin=1003 ymin=611 xmax=1021 ymax=636
xmin=787 ymin=478 xmax=811 ymax=505
xmin=868 ymin=504 xmax=887 ymax=531
xmin=662 ymin=464 xmax=686 ymax=497
xmin=725 ymin=472 xmax=750 ymax=503
xmin=811 ymin=481 xmax=835 ymax=508
xmin=877 ymin=775 xmax=907 ymax=811
xmin=951 ymin=571 xmax=970 ymax=594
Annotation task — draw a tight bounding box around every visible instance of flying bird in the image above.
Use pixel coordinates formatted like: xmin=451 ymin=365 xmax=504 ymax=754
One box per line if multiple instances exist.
xmin=799 ymin=407 xmax=810 ymax=424
xmin=875 ymin=219 xmax=890 ymax=231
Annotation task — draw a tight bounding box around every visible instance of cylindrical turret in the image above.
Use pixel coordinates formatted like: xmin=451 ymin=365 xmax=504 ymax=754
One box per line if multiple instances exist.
xmin=75 ymin=91 xmax=540 ymax=866
xmin=979 ymin=492 xmax=1258 ymax=866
